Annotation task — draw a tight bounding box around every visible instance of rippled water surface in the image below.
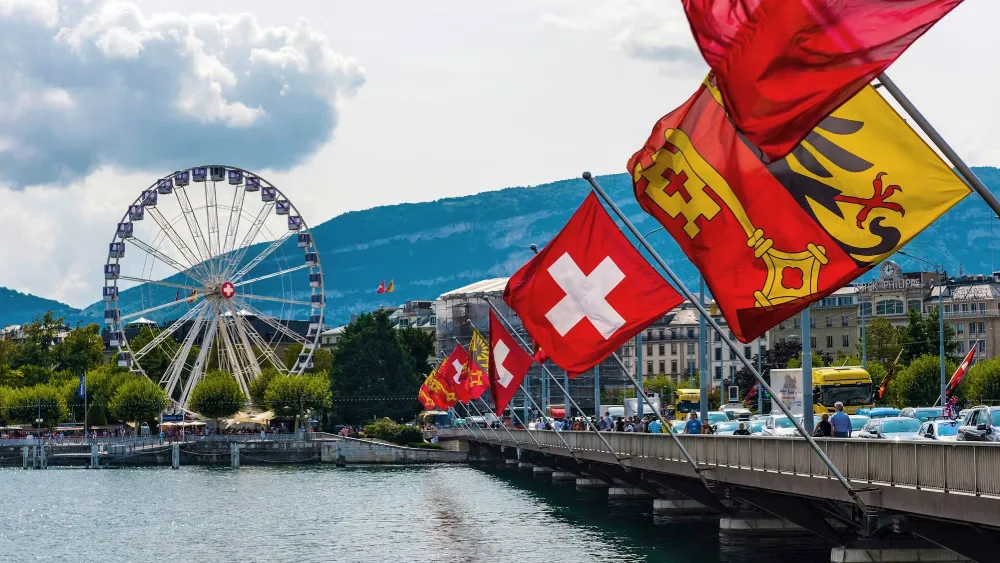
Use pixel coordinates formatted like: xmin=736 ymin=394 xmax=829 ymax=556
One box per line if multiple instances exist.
xmin=0 ymin=464 xmax=832 ymax=563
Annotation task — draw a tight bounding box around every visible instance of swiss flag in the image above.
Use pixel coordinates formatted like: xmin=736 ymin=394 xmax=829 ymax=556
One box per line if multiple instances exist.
xmin=946 ymin=342 xmax=978 ymax=395
xmin=441 ymin=344 xmax=473 ymax=404
xmin=504 ymin=193 xmax=683 ymax=374
xmin=376 ymin=280 xmax=386 ymax=294
xmin=489 ymin=309 xmax=533 ymax=415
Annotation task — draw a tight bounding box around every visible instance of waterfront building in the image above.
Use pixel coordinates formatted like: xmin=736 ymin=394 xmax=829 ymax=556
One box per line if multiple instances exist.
xmin=769 ymin=286 xmax=859 ymax=357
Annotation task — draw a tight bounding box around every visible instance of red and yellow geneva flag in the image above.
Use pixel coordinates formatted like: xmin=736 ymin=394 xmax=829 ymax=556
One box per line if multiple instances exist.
xmin=628 ymin=75 xmax=969 ymax=343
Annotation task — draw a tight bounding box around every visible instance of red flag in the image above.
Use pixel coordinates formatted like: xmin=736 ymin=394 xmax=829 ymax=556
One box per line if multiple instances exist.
xmin=872 ymin=349 xmax=903 ymax=403
xmin=489 ymin=309 xmax=533 ymax=415
xmin=681 ymin=0 xmax=963 ymax=160
xmin=428 ymin=362 xmax=458 ymax=409
xmin=532 ymin=342 xmax=548 ymax=364
xmin=376 ymin=280 xmax=385 ymax=294
xmin=440 ymin=344 xmax=473 ymax=404
xmin=417 ymin=385 xmax=436 ymax=410
xmin=503 ymin=193 xmax=683 ymax=374
xmin=743 ymin=382 xmax=758 ymax=407
xmin=946 ymin=342 xmax=977 ymax=395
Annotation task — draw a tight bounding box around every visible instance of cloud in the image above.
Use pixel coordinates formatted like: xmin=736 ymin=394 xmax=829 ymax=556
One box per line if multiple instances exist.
xmin=0 ymin=1 xmax=365 ymax=188
xmin=540 ymin=0 xmax=704 ymax=67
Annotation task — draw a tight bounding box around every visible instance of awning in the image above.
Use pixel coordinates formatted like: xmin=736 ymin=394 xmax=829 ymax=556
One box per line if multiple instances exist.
xmin=550 ymin=408 xmax=566 ymax=418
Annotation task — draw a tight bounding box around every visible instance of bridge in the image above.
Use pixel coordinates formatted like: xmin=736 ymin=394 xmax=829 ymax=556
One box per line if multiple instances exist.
xmin=448 ymin=429 xmax=1000 ymax=563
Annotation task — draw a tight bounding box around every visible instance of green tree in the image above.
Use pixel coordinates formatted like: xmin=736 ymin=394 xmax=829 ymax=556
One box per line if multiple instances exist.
xmin=867 ymin=362 xmax=888 ymax=389
xmin=265 ymin=373 xmax=332 ymax=431
xmin=898 ymin=309 xmax=957 ymax=364
xmin=108 ymin=377 xmax=167 ymax=433
xmin=54 ymin=323 xmax=105 ymax=375
xmin=959 ymin=356 xmax=1000 ymax=404
xmin=249 ymin=367 xmax=280 ymax=411
xmin=0 ymin=364 xmax=24 ymax=388
xmin=644 ymin=374 xmax=677 ymax=405
xmin=329 ymin=311 xmax=421 ymax=423
xmin=2 ymin=384 xmax=69 ymax=427
xmin=283 ymin=343 xmax=333 ymax=375
xmin=11 ymin=311 xmax=64 ymax=368
xmin=396 ymin=326 xmax=435 ymax=379
xmin=20 ymin=365 xmax=55 ymax=386
xmin=859 ymin=316 xmax=902 ymax=367
xmin=0 ymin=338 xmax=16 ymax=366
xmin=189 ymin=370 xmax=246 ymax=424
xmin=84 ymin=364 xmax=130 ymax=426
xmin=886 ymin=354 xmax=957 ymax=408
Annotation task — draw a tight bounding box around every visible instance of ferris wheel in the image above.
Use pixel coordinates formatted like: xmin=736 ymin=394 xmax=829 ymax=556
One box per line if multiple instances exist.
xmin=102 ymin=165 xmax=325 ymax=408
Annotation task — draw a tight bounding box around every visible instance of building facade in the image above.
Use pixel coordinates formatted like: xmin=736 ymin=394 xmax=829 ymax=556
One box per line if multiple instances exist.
xmin=769 ymin=286 xmax=859 ymax=357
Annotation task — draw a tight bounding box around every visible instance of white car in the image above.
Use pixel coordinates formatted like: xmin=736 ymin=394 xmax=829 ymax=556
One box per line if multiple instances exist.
xmin=761 ymin=414 xmax=805 ymax=437
xmin=712 ymin=421 xmax=743 ymax=435
xmin=917 ymin=419 xmax=960 ymax=441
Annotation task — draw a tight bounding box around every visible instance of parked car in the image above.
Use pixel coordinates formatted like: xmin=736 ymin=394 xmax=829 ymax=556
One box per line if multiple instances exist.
xmin=707 ymin=411 xmax=730 ymax=425
xmin=748 ymin=419 xmax=766 ymax=436
xmin=917 ymin=419 xmax=960 ymax=441
xmin=713 ymin=421 xmax=743 ymax=435
xmin=848 ymin=415 xmax=870 ymax=437
xmin=957 ymin=406 xmax=1000 ymax=442
xmin=762 ymin=414 xmax=804 ymax=437
xmin=857 ymin=417 xmax=922 ymax=440
xmin=720 ymin=406 xmax=753 ymax=421
xmin=899 ymin=407 xmax=944 ymax=423
xmin=855 ymin=407 xmax=900 ymax=419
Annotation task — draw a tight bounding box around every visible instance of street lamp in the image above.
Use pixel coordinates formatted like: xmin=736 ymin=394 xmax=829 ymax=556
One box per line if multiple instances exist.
xmin=897 ymin=250 xmax=946 ymax=405
xmin=634 ymin=226 xmax=665 ymax=418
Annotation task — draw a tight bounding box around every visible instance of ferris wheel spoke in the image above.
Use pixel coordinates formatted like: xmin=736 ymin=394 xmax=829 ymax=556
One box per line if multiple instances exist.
xmin=136 ymin=302 xmax=205 ymax=361
xmin=233 ymin=264 xmax=310 ymax=288
xmin=145 ymin=207 xmax=209 ymax=279
xmin=118 ymin=276 xmax=202 ymax=293
xmin=221 ymin=301 xmax=264 ymax=378
xmin=236 ymin=293 xmax=313 ymax=307
xmin=230 ymin=230 xmax=295 ymax=283
xmin=222 ymin=202 xmax=274 ymax=281
xmin=204 ymin=181 xmax=221 ymax=277
xmin=231 ymin=298 xmax=308 ymax=345
xmin=179 ymin=310 xmax=219 ymax=407
xmin=120 ymin=298 xmax=192 ymax=322
xmin=159 ymin=305 xmax=209 ymax=396
xmin=127 ymin=236 xmax=209 ymax=286
xmin=223 ymin=183 xmax=246 ymax=259
xmin=224 ymin=303 xmax=287 ymax=374
xmin=216 ymin=310 xmax=250 ymax=397
xmin=173 ymin=186 xmax=213 ymax=275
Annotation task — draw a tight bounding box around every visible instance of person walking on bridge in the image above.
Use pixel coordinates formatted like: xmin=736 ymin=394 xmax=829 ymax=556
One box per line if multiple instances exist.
xmin=830 ymin=402 xmax=852 ymax=438
xmin=685 ymin=412 xmax=702 ymax=435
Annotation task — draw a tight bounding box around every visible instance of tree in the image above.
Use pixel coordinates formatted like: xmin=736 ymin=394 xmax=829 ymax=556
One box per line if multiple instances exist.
xmin=282 ymin=343 xmax=333 ymax=375
xmin=20 ymin=365 xmax=55 ymax=387
xmin=265 ymin=373 xmax=331 ymax=431
xmin=859 ymin=317 xmax=902 ymax=368
xmin=959 ymin=356 xmax=1000 ymax=405
xmin=11 ymin=311 xmax=65 ymax=368
xmin=85 ymin=364 xmax=130 ymax=426
xmin=249 ymin=367 xmax=280 ymax=411
xmin=108 ymin=377 xmax=167 ymax=433
xmin=396 ymin=326 xmax=435 ymax=378
xmin=898 ymin=309 xmax=957 ymax=364
xmin=866 ymin=362 xmax=888 ymax=389
xmin=786 ymin=350 xmax=833 ymax=369
xmin=885 ymin=354 xmax=957 ymax=408
xmin=644 ymin=375 xmax=676 ymax=404
xmin=0 ymin=364 xmax=24 ymax=388
xmin=2 ymin=384 xmax=69 ymax=427
xmin=329 ymin=311 xmax=421 ymax=423
xmin=735 ymin=340 xmax=812 ymax=409
xmin=54 ymin=324 xmax=105 ymax=375
xmin=189 ymin=370 xmax=246 ymax=424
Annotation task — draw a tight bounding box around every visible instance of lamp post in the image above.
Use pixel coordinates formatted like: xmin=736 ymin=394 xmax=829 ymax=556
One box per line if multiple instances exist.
xmin=898 ymin=250 xmax=946 ymax=405
xmin=634 ymin=226 xmax=665 ymax=418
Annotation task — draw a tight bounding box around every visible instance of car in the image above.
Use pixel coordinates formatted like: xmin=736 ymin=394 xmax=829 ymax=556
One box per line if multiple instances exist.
xmin=957 ymin=406 xmax=1000 ymax=442
xmin=748 ymin=419 xmax=766 ymax=436
xmin=917 ymin=419 xmax=961 ymax=441
xmin=855 ymin=407 xmax=900 ymax=419
xmin=750 ymin=414 xmax=767 ymax=421
xmin=761 ymin=414 xmax=804 ymax=437
xmin=720 ymin=406 xmax=753 ymax=421
xmin=857 ymin=416 xmax=922 ymax=440
xmin=707 ymin=411 xmax=730 ymax=425
xmin=712 ymin=421 xmax=743 ymax=435
xmin=900 ymin=407 xmax=944 ymax=423
xmin=848 ymin=415 xmax=870 ymax=437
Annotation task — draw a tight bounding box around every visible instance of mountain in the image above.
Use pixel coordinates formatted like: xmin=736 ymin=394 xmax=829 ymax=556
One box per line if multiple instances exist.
xmin=9 ymin=167 xmax=1000 ymax=328
xmin=0 ymin=287 xmax=81 ymax=327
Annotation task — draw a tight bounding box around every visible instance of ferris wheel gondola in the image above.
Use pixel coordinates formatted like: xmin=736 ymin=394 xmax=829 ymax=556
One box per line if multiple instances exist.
xmin=102 ymin=165 xmax=325 ymax=409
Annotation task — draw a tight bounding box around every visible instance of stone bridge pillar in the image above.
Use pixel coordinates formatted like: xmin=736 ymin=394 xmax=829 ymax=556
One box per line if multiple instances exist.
xmin=830 ymin=548 xmax=971 ymax=563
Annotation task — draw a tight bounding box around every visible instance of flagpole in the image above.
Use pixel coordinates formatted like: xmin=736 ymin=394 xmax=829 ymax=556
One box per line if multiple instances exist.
xmin=485 ymin=298 xmax=628 ymax=466
xmin=877 ymin=73 xmax=1000 ymax=219
xmin=583 ymin=172 xmax=865 ymax=508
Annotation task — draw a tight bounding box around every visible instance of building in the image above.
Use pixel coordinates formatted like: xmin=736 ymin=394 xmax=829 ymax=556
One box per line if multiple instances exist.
xmin=319 ymin=326 xmax=346 ymax=348
xmin=770 ymin=286 xmax=859 ymax=357
xmin=930 ymin=274 xmax=999 ymax=359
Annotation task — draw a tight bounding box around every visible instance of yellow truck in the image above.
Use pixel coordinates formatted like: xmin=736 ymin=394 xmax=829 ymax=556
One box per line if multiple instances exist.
xmin=810 ymin=366 xmax=874 ymax=415
xmin=674 ymin=388 xmax=702 ymax=421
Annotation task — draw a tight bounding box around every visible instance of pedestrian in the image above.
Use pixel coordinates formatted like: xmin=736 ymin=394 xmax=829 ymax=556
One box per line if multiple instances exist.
xmin=733 ymin=422 xmax=751 ymax=436
xmin=648 ymin=417 xmax=663 ymax=434
xmin=813 ymin=413 xmax=833 ymax=437
xmin=830 ymin=402 xmax=852 ymax=438
xmin=685 ymin=412 xmax=702 ymax=435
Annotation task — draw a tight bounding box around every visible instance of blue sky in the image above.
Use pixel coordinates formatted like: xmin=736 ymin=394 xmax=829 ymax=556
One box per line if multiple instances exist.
xmin=0 ymin=0 xmax=994 ymax=307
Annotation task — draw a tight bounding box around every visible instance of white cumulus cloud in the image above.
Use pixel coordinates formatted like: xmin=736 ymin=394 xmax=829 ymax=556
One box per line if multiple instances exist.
xmin=0 ymin=0 xmax=365 ymax=187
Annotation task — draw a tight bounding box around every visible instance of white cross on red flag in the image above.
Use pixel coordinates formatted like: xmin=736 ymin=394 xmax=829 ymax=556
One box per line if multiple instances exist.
xmin=441 ymin=344 xmax=473 ymax=404
xmin=488 ymin=309 xmax=533 ymax=416
xmin=503 ymin=192 xmax=683 ymax=374
xmin=946 ymin=341 xmax=978 ymax=395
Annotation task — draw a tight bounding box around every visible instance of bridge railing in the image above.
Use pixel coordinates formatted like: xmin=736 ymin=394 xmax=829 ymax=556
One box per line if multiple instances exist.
xmin=459 ymin=430 xmax=1000 ymax=497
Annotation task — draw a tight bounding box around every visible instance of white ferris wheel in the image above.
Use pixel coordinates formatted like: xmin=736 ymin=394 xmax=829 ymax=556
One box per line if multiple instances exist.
xmin=102 ymin=165 xmax=325 ymax=408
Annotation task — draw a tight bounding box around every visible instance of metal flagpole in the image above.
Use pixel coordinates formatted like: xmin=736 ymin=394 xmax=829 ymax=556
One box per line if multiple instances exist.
xmin=594 ymin=363 xmax=601 ymax=421
xmin=877 ymin=73 xmax=1000 ymax=219
xmin=757 ymin=348 xmax=763 ymax=414
xmin=584 ymin=172 xmax=865 ymax=507
xmin=699 ymin=277 xmax=709 ymax=425
xmin=450 ymin=336 xmax=532 ymax=447
xmin=485 ymin=298 xmax=628 ymax=465
xmin=801 ymin=308 xmax=814 ymax=434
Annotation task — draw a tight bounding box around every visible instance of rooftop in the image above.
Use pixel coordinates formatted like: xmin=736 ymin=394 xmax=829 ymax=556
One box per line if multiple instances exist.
xmin=438 ymin=277 xmax=509 ymax=300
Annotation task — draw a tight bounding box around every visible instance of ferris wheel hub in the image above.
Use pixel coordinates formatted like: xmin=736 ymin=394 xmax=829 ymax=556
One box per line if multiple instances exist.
xmin=221 ymin=281 xmax=235 ymax=299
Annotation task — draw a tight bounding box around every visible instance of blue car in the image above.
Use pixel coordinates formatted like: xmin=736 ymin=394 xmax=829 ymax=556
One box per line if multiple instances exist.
xmin=855 ymin=407 xmax=900 ymax=419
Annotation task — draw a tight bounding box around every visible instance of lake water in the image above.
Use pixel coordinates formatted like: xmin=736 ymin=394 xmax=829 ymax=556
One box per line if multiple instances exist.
xmin=0 ymin=464 xmax=832 ymax=562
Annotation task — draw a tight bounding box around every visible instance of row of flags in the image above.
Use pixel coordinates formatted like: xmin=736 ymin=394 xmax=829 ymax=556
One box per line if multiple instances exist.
xmin=419 ymin=1 xmax=973 ymax=414
xmin=377 ymin=280 xmax=395 ymax=294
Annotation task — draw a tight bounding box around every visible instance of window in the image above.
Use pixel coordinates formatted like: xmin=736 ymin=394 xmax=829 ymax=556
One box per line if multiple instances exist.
xmin=977 ymin=340 xmax=987 ymax=356
xmin=826 ymin=335 xmax=834 ymax=348
xmin=982 ymin=303 xmax=988 ymax=312
xmin=861 ymin=302 xmax=872 ymax=316
xmin=646 ymin=330 xmax=653 ymax=340
xmin=730 ymin=365 xmax=736 ymax=378
xmin=658 ymin=344 xmax=665 ymax=356
xmin=671 ymin=343 xmax=677 ymax=355
xmin=842 ymin=334 xmax=850 ymax=348
xmin=646 ymin=345 xmax=653 ymax=356
xmin=715 ymin=366 xmax=722 ymax=379
xmin=687 ymin=328 xmax=695 ymax=339
xmin=658 ymin=328 xmax=665 ymax=339
xmin=714 ymin=347 xmax=722 ymax=361
xmin=687 ymin=343 xmax=694 ymax=355
xmin=670 ymin=328 xmax=677 ymax=339
xmin=956 ymin=323 xmax=964 ymax=335
xmin=838 ymin=296 xmax=854 ymax=306
xmin=744 ymin=346 xmax=752 ymax=359
xmin=908 ymin=299 xmax=922 ymax=312
xmin=962 ymin=303 xmax=969 ymax=312
xmin=978 ymin=321 xmax=985 ymax=334
xmin=957 ymin=341 xmax=964 ymax=353
xmin=794 ymin=317 xmax=801 ymax=328
xmin=826 ymin=316 xmax=833 ymax=328
xmin=728 ymin=330 xmax=734 ymax=340
xmin=779 ymin=322 xmax=786 ymax=329
xmin=945 ymin=304 xmax=952 ymax=313
xmin=810 ymin=317 xmax=816 ymax=328
xmin=810 ymin=337 xmax=817 ymax=349
xmin=842 ymin=315 xmax=849 ymax=327
xmin=646 ymin=361 xmax=653 ymax=375
xmin=876 ymin=299 xmax=904 ymax=315
xmin=671 ymin=360 xmax=678 ymax=373
xmin=714 ymin=331 xmax=721 ymax=342
xmin=969 ymin=322 xmax=975 ymax=335
xmin=658 ymin=361 xmax=665 ymax=374
xmin=822 ymin=297 xmax=836 ymax=307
